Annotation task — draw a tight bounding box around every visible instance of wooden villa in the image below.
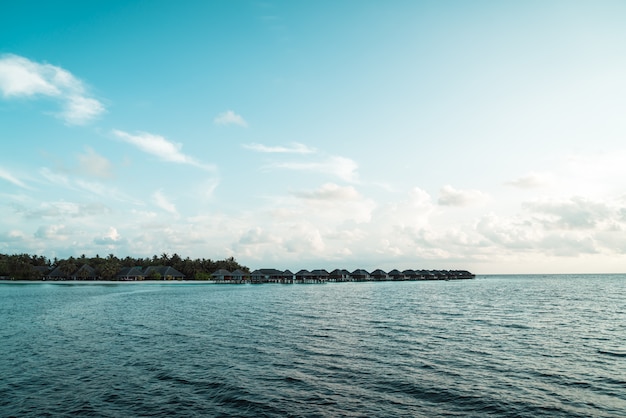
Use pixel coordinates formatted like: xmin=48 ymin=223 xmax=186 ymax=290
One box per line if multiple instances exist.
xmin=329 ymin=269 xmax=351 ymax=282
xmin=211 ymin=269 xmax=232 ymax=281
xmin=388 ymin=269 xmax=404 ymax=281
xmin=21 ymin=260 xmax=474 ymax=283
xmin=116 ymin=267 xmax=145 ymax=281
xmin=351 ymin=269 xmax=370 ymax=281
xmin=73 ymin=264 xmax=97 ymax=280
xmin=144 ymin=266 xmax=185 ymax=280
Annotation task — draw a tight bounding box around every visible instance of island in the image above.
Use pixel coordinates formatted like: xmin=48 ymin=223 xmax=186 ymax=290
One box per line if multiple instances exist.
xmin=0 ymin=253 xmax=475 ymax=283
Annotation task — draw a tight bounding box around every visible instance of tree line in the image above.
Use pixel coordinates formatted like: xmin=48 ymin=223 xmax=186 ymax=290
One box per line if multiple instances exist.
xmin=0 ymin=253 xmax=249 ymax=281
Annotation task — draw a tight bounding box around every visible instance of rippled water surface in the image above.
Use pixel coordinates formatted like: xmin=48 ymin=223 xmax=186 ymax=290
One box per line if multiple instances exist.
xmin=1 ymin=275 xmax=625 ymax=417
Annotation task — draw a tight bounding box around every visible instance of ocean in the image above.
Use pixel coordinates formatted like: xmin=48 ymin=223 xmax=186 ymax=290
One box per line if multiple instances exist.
xmin=1 ymin=274 xmax=625 ymax=417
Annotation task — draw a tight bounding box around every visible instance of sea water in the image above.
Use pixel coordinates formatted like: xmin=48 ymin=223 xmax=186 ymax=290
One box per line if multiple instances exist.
xmin=1 ymin=275 xmax=625 ymax=417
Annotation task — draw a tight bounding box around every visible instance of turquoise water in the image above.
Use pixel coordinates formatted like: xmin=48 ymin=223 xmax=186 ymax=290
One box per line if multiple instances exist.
xmin=1 ymin=275 xmax=625 ymax=417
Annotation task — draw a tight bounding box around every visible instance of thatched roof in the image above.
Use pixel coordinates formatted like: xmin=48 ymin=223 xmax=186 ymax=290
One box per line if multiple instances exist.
xmin=74 ymin=264 xmax=96 ymax=278
xmin=351 ymin=269 xmax=370 ymax=277
xmin=117 ymin=266 xmax=145 ymax=279
xmin=47 ymin=266 xmax=65 ymax=278
xmin=144 ymin=266 xmax=185 ymax=278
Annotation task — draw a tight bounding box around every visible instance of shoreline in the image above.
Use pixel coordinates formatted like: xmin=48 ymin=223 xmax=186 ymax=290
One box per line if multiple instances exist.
xmin=0 ymin=277 xmax=474 ymax=285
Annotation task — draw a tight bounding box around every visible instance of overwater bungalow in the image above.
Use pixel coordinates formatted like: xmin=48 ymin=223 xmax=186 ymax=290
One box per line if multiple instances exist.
xmin=231 ymin=269 xmax=250 ymax=282
xmin=446 ymin=270 xmax=475 ymax=280
xmin=351 ymin=269 xmax=370 ymax=281
xmin=402 ymin=269 xmax=419 ymax=280
xmin=310 ymin=269 xmax=329 ymax=282
xmin=212 ymin=269 xmax=232 ymax=281
xmin=388 ymin=269 xmax=404 ymax=281
xmin=329 ymin=269 xmax=351 ymax=282
xmin=418 ymin=270 xmax=435 ymax=280
xmin=251 ymin=268 xmax=284 ymax=283
xmin=370 ymin=269 xmax=388 ymax=281
xmin=282 ymin=270 xmax=295 ymax=283
xmin=295 ymin=269 xmax=313 ymax=283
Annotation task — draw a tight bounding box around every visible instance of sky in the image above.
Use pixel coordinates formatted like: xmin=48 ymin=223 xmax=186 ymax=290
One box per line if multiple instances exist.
xmin=2 ymin=0 xmax=626 ymax=274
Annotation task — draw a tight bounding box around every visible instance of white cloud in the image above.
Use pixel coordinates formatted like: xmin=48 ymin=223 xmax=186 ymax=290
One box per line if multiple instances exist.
xmin=39 ymin=167 xmax=72 ymax=189
xmin=0 ymin=230 xmax=28 ymax=243
xmin=77 ymin=147 xmax=113 ymax=179
xmin=130 ymin=209 xmax=158 ymax=219
xmin=283 ymin=224 xmax=325 ymax=254
xmin=292 ymin=183 xmax=360 ymax=200
xmin=153 ymin=190 xmax=178 ymax=215
xmin=39 ymin=167 xmax=139 ymax=204
xmin=243 ymin=142 xmax=316 ymax=154
xmin=475 ymin=212 xmax=603 ymax=257
xmin=0 ymin=54 xmax=59 ymax=97
xmin=271 ymin=156 xmax=359 ymax=182
xmin=238 ymin=227 xmax=280 ymax=245
xmin=524 ymin=196 xmax=611 ymax=230
xmin=367 ymin=188 xmax=435 ymax=238
xmin=34 ymin=224 xmax=71 ymax=240
xmin=22 ymin=201 xmax=110 ymax=220
xmin=476 ymin=213 xmax=540 ymax=250
xmin=438 ymin=185 xmax=488 ymax=207
xmin=0 ymin=54 xmax=105 ymax=124
xmin=214 ymin=110 xmax=248 ymax=127
xmin=408 ymin=187 xmax=433 ymax=208
xmin=505 ymin=172 xmax=553 ymax=189
xmin=93 ymin=227 xmax=122 ymax=246
xmin=0 ymin=167 xmax=29 ymax=189
xmin=112 ymin=129 xmax=215 ymax=171
xmin=272 ymin=182 xmax=374 ymax=225
xmin=74 ymin=179 xmax=137 ymax=204
xmin=62 ymin=95 xmax=105 ymax=125
xmin=196 ymin=177 xmax=220 ymax=200
xmin=103 ymin=226 xmax=121 ymax=241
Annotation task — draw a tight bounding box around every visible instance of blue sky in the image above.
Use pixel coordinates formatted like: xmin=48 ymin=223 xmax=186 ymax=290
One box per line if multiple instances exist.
xmin=2 ymin=0 xmax=626 ymax=273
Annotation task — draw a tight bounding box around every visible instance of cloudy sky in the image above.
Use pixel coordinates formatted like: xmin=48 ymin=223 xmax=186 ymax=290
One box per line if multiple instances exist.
xmin=2 ymin=0 xmax=626 ymax=274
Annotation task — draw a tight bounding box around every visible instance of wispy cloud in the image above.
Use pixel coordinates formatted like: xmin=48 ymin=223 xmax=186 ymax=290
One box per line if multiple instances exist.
xmin=39 ymin=167 xmax=141 ymax=204
xmin=0 ymin=167 xmax=29 ymax=189
xmin=238 ymin=227 xmax=280 ymax=245
xmin=77 ymin=147 xmax=113 ymax=179
xmin=112 ymin=129 xmax=215 ymax=171
xmin=505 ymin=172 xmax=552 ymax=189
xmin=271 ymin=156 xmax=359 ymax=182
xmin=292 ymin=183 xmax=360 ymax=201
xmin=214 ymin=110 xmax=248 ymax=127
xmin=153 ymin=190 xmax=178 ymax=215
xmin=196 ymin=177 xmax=220 ymax=200
xmin=438 ymin=185 xmax=488 ymax=207
xmin=0 ymin=54 xmax=105 ymax=124
xmin=62 ymin=95 xmax=104 ymax=125
xmin=22 ymin=201 xmax=110 ymax=220
xmin=39 ymin=167 xmax=73 ymax=190
xmin=243 ymin=142 xmax=316 ymax=154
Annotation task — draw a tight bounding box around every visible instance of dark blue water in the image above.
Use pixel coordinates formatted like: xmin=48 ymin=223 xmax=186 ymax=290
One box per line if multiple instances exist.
xmin=1 ymin=275 xmax=625 ymax=417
